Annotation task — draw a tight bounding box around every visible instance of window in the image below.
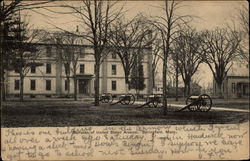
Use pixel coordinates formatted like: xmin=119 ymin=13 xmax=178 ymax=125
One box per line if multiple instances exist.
xmin=46 ymin=46 xmax=52 ymax=57
xmin=112 ymin=53 xmax=116 ymax=59
xmin=46 ymin=63 xmax=51 ymax=74
xmin=112 ymin=81 xmax=116 ymax=91
xmin=30 ymin=80 xmax=36 ymax=90
xmin=65 ymin=80 xmax=70 ymax=91
xmin=46 ymin=80 xmax=51 ymax=91
xmin=80 ymin=64 xmax=85 ymax=74
xmin=111 ymin=65 xmax=116 ymax=75
xmin=30 ymin=66 xmax=36 ymax=73
xmin=232 ymin=83 xmax=235 ymax=93
xmin=15 ymin=69 xmax=19 ymax=73
xmin=14 ymin=80 xmax=19 ymax=90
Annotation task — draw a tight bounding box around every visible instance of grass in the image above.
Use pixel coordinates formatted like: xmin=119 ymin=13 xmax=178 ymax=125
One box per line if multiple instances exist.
xmin=1 ymin=99 xmax=249 ymax=127
xmin=167 ymin=97 xmax=250 ymax=109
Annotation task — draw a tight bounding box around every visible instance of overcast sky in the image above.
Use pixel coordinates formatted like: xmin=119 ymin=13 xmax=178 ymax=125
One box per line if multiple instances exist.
xmin=24 ymin=0 xmax=248 ymax=87
xmin=26 ymin=0 xmax=247 ymax=31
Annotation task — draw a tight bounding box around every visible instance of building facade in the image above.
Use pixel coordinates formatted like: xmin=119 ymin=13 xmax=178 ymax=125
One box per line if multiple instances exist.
xmin=5 ymin=43 xmax=153 ymax=98
xmin=213 ymin=61 xmax=249 ymax=98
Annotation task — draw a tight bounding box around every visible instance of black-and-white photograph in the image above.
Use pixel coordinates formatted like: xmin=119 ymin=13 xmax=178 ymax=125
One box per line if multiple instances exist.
xmin=1 ymin=0 xmax=249 ymax=160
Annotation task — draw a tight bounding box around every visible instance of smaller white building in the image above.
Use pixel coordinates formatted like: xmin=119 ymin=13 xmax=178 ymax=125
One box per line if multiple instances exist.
xmin=213 ymin=61 xmax=249 ymax=98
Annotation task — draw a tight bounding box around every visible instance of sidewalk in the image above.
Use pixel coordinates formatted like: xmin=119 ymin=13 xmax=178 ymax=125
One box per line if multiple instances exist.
xmin=133 ymin=101 xmax=250 ymax=113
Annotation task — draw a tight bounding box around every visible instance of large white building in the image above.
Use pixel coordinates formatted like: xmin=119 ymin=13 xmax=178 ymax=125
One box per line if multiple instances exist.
xmin=5 ymin=43 xmax=153 ymax=98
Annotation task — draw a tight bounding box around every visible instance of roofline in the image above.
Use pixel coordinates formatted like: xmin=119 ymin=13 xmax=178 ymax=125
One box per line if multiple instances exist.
xmin=28 ymin=42 xmax=153 ymax=50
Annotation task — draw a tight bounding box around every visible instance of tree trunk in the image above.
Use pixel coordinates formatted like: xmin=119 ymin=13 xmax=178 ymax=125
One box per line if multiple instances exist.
xmin=175 ymin=68 xmax=178 ymax=101
xmin=152 ymin=70 xmax=155 ymax=89
xmin=187 ymin=81 xmax=191 ymax=96
xmin=124 ymin=68 xmax=130 ymax=93
xmin=1 ymin=69 xmax=6 ymax=102
xmin=0 ymin=67 xmax=3 ymax=104
xmin=20 ymin=73 xmax=24 ymax=102
xmin=162 ymin=58 xmax=167 ymax=115
xmin=183 ymin=83 xmax=187 ymax=97
xmin=2 ymin=78 xmax=6 ymax=101
xmin=94 ymin=63 xmax=100 ymax=106
xmin=217 ymin=82 xmax=223 ymax=98
xmin=67 ymin=76 xmax=70 ymax=96
xmin=0 ymin=15 xmax=4 ymax=105
xmin=74 ymin=75 xmax=77 ymax=101
xmin=136 ymin=89 xmax=139 ymax=100
xmin=183 ymin=77 xmax=191 ymax=97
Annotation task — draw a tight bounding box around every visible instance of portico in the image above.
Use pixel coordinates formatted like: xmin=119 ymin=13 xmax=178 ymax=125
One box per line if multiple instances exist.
xmin=76 ymin=74 xmax=93 ymax=96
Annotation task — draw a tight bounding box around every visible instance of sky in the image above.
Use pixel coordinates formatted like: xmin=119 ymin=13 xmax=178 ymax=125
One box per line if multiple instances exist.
xmin=25 ymin=0 xmax=247 ymax=31
xmin=23 ymin=0 xmax=248 ymax=87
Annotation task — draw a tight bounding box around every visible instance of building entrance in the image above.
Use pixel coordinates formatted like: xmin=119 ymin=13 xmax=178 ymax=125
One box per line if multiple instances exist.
xmin=78 ymin=79 xmax=88 ymax=94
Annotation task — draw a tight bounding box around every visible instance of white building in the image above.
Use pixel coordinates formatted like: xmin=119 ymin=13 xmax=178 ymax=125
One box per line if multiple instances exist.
xmin=213 ymin=61 xmax=249 ymax=98
xmin=5 ymin=43 xmax=153 ymax=98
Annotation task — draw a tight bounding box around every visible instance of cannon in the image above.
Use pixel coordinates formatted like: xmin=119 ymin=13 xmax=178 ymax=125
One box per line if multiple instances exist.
xmin=177 ymin=94 xmax=212 ymax=112
xmin=111 ymin=93 xmax=135 ymax=106
xmin=138 ymin=94 xmax=162 ymax=108
xmin=99 ymin=93 xmax=113 ymax=103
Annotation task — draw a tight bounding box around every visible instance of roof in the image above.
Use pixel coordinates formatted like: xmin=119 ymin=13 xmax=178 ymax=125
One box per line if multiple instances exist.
xmin=31 ymin=29 xmax=152 ymax=50
xmin=227 ymin=67 xmax=249 ymax=77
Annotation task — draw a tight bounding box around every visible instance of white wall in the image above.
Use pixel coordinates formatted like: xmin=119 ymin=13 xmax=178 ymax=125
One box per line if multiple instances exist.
xmin=8 ymin=76 xmax=57 ymax=94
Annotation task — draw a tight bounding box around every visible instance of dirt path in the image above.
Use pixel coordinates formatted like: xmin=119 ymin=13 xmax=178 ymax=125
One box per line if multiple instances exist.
xmin=133 ymin=101 xmax=249 ymax=113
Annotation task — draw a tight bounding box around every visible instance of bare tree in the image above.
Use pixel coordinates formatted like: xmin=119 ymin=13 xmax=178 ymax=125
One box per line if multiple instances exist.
xmin=0 ymin=0 xmax=53 ymax=103
xmin=237 ymin=5 xmax=249 ymax=63
xmin=169 ymin=50 xmax=181 ymax=101
xmin=202 ymin=27 xmax=242 ymax=98
xmin=63 ymin=0 xmax=124 ymax=106
xmin=9 ymin=15 xmax=42 ymax=101
xmin=151 ymin=0 xmax=193 ymax=114
xmin=40 ymin=30 xmax=84 ymax=100
xmin=237 ymin=5 xmax=249 ymax=35
xmin=61 ymin=32 xmax=83 ymax=101
xmin=107 ymin=15 xmax=153 ymax=92
xmin=172 ymin=28 xmax=204 ymax=97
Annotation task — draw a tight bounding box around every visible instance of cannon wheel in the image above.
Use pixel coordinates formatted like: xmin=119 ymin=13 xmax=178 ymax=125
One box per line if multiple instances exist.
xmin=146 ymin=96 xmax=155 ymax=108
xmin=101 ymin=97 xmax=105 ymax=103
xmin=119 ymin=95 xmax=130 ymax=105
xmin=100 ymin=94 xmax=106 ymax=103
xmin=104 ymin=93 xmax=113 ymax=103
xmin=101 ymin=93 xmax=113 ymax=103
xmin=147 ymin=95 xmax=159 ymax=108
xmin=197 ymin=94 xmax=212 ymax=112
xmin=152 ymin=100 xmax=159 ymax=108
xmin=128 ymin=94 xmax=135 ymax=105
xmin=186 ymin=96 xmax=199 ymax=111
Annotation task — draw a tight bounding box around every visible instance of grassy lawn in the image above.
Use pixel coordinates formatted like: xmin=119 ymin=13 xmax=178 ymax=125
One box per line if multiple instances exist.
xmin=167 ymin=97 xmax=249 ymax=109
xmin=1 ymin=99 xmax=249 ymax=127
